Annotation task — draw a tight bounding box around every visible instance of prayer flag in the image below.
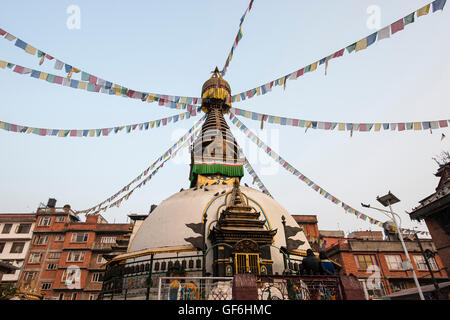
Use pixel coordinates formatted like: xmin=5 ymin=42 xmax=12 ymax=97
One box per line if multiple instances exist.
xmin=417 ymin=4 xmax=431 ymax=17
xmin=432 ymin=0 xmax=447 ymax=12
xmin=355 ymin=38 xmax=367 ymax=52
xmin=377 ymin=26 xmax=390 ymax=41
xmin=391 ymin=19 xmax=404 ymax=35
xmin=346 ymin=43 xmax=356 ymax=53
xmin=404 ymin=12 xmax=415 ymax=26
xmin=25 ymin=45 xmax=37 ymax=55
xmin=366 ymin=32 xmax=377 ymax=47
xmin=14 ymin=39 xmax=27 ymax=50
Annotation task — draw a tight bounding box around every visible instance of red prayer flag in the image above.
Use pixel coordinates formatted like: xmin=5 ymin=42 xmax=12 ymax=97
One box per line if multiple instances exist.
xmin=391 ymin=19 xmax=404 ymax=35
xmin=333 ymin=49 xmax=345 ymax=58
xmin=0 ymin=28 xmax=6 ymax=36
xmin=45 ymin=54 xmax=54 ymax=60
xmin=439 ymin=120 xmax=448 ymax=128
xmin=13 ymin=65 xmax=24 ymax=74
xmin=89 ymin=75 xmax=97 ymax=84
xmin=296 ymin=68 xmax=304 ymax=78
xmin=54 ymin=76 xmax=63 ymax=85
xmin=126 ymin=89 xmax=135 ymax=98
xmin=398 ymin=123 xmax=406 ymax=131
xmin=70 ymin=130 xmax=77 ymax=137
xmin=292 ymin=119 xmax=299 ymax=126
xmin=39 ymin=129 xmax=46 ymax=136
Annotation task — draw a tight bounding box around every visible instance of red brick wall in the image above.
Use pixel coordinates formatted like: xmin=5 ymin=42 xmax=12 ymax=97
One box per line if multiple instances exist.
xmin=425 ymin=216 xmax=450 ymax=274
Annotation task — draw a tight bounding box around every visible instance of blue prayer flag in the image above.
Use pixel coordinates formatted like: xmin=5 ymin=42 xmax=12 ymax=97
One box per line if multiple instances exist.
xmin=367 ymin=32 xmax=377 ymax=47
xmin=30 ymin=70 xmax=40 ymax=78
xmin=383 ymin=123 xmax=389 ymax=130
xmin=64 ymin=64 xmax=72 ymax=73
xmin=70 ymin=80 xmax=79 ymax=88
xmin=432 ymin=0 xmax=447 ymax=12
xmin=319 ymin=58 xmax=326 ymax=65
xmin=14 ymin=39 xmax=27 ymax=50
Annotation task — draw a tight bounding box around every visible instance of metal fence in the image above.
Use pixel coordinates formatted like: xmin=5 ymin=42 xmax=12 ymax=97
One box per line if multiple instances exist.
xmin=257 ymin=275 xmax=343 ymax=300
xmin=157 ymin=277 xmax=233 ymax=300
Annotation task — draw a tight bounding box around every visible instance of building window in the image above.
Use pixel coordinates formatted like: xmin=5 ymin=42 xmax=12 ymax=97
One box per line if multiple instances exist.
xmin=55 ymin=235 xmax=65 ymax=242
xmin=413 ymin=255 xmax=438 ymax=271
xmin=359 ymin=279 xmax=387 ymax=300
xmin=92 ymin=272 xmax=104 ymax=282
xmin=23 ymin=272 xmax=37 ymax=284
xmin=34 ymin=235 xmax=49 ymax=245
xmin=47 ymin=263 xmax=57 ymax=270
xmin=0 ymin=242 xmax=5 ymax=254
xmin=48 ymin=252 xmax=61 ymax=260
xmin=2 ymin=223 xmax=12 ymax=234
xmin=71 ymin=233 xmax=89 ymax=243
xmin=100 ymin=236 xmax=116 ymax=244
xmin=10 ymin=242 xmax=25 ymax=254
xmin=29 ymin=252 xmax=43 ymax=264
xmin=385 ymin=255 xmax=403 ymax=270
xmin=16 ymin=224 xmax=32 ymax=234
xmin=55 ymin=216 xmax=66 ymax=223
xmin=71 ymin=293 xmax=77 ymax=300
xmin=67 ymin=251 xmax=85 ymax=262
xmin=96 ymin=254 xmax=106 ymax=264
xmin=89 ymin=294 xmax=96 ymax=300
xmin=39 ymin=217 xmax=52 ymax=227
xmin=355 ymin=255 xmax=377 ymax=270
xmin=41 ymin=283 xmax=52 ymax=290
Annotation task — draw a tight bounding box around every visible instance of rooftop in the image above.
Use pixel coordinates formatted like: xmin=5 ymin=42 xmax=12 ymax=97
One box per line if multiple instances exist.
xmin=291 ymin=215 xmax=318 ymax=224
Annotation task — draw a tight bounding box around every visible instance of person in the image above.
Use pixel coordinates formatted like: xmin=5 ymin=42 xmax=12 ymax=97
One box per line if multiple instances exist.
xmin=301 ymin=249 xmax=323 ymax=275
xmin=319 ymin=251 xmax=335 ymax=275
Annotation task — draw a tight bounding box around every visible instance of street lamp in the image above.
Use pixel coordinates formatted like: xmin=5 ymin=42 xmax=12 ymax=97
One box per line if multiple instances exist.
xmin=361 ymin=191 xmax=425 ymax=300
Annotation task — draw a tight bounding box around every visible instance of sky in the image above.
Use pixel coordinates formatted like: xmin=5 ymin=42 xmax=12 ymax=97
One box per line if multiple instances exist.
xmin=0 ymin=1 xmax=448 ymax=236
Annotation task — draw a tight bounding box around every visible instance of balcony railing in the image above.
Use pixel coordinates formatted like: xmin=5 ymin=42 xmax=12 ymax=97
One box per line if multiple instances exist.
xmin=91 ymin=242 xmax=114 ymax=251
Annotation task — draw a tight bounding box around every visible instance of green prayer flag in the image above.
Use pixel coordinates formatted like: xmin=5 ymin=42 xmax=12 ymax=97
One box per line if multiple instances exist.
xmin=121 ymin=87 xmax=128 ymax=95
xmin=96 ymin=129 xmax=101 ymax=136
xmin=404 ymin=12 xmax=415 ymax=25
xmin=46 ymin=74 xmax=55 ymax=83
xmin=346 ymin=43 xmax=356 ymax=53
xmin=6 ymin=63 xmax=14 ymax=69
xmin=87 ymin=83 xmax=95 ymax=92
xmin=81 ymin=72 xmax=90 ymax=81
xmin=37 ymin=50 xmax=45 ymax=58
xmin=156 ymin=120 xmax=161 ymax=127
xmin=64 ymin=130 xmax=70 ymax=137
xmin=304 ymin=65 xmax=311 ymax=73
xmin=406 ymin=122 xmax=413 ymax=130
xmin=126 ymin=125 xmax=131 ymax=133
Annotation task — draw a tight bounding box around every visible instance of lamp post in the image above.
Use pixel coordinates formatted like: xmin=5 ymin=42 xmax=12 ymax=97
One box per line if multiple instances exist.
xmin=361 ymin=191 xmax=425 ymax=300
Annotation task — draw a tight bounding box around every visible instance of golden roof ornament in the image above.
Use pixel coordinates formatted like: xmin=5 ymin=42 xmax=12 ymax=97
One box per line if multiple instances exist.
xmin=201 ymin=67 xmax=232 ymax=114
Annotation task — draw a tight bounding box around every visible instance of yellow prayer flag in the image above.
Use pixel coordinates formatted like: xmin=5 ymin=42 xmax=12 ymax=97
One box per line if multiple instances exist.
xmin=26 ymin=127 xmax=34 ymax=134
xmin=72 ymin=68 xmax=81 ymax=73
xmin=39 ymin=72 xmax=48 ymax=80
xmin=278 ymin=77 xmax=285 ymax=86
xmin=0 ymin=122 xmax=5 ymax=130
xmin=179 ymin=97 xmax=187 ymax=104
xmin=150 ymin=121 xmax=155 ymax=128
xmin=417 ymin=4 xmax=430 ymax=17
xmin=57 ymin=130 xmax=65 ymax=137
xmin=78 ymin=81 xmax=87 ymax=90
xmin=147 ymin=94 xmax=155 ymax=103
xmin=305 ymin=120 xmax=312 ymax=128
xmin=118 ymin=126 xmax=125 ymax=131
xmin=256 ymin=87 xmax=261 ymax=96
xmin=374 ymin=123 xmax=381 ymax=131
xmin=25 ymin=45 xmax=37 ymax=55
xmin=245 ymin=111 xmax=252 ymax=118
xmin=338 ymin=123 xmax=345 ymax=131
xmin=310 ymin=61 xmax=318 ymax=72
xmin=89 ymin=129 xmax=95 ymax=137
xmin=355 ymin=38 xmax=367 ymax=52
xmin=180 ymin=113 xmax=185 ymax=120
xmin=274 ymin=117 xmax=281 ymax=124
xmin=413 ymin=122 xmax=422 ymax=130
xmin=236 ymin=95 xmax=241 ymax=102
xmin=0 ymin=60 xmax=7 ymax=69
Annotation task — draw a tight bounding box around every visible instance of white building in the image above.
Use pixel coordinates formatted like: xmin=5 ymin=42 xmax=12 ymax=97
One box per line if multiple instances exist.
xmin=0 ymin=213 xmax=36 ymax=286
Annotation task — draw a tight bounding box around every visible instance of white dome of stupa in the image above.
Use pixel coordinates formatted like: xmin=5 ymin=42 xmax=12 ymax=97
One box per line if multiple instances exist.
xmin=129 ymin=183 xmax=310 ymax=274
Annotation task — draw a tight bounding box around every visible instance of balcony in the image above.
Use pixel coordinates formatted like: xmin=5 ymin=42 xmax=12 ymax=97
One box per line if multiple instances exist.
xmin=91 ymin=242 xmax=114 ymax=251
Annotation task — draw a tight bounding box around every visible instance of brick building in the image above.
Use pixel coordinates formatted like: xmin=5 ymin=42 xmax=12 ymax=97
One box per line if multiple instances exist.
xmin=291 ymin=215 xmax=322 ymax=251
xmin=409 ymin=162 xmax=450 ymax=275
xmin=319 ymin=230 xmax=345 ymax=249
xmin=18 ymin=200 xmax=132 ymax=300
xmin=326 ymin=233 xmax=448 ymax=299
xmin=0 ymin=213 xmax=36 ymax=287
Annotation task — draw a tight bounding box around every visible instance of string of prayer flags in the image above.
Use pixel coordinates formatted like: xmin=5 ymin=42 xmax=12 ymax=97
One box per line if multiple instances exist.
xmin=222 ymin=0 xmax=254 ymax=76
xmin=0 ymin=59 xmax=203 ymax=112
xmin=0 ymin=109 xmax=201 ymax=138
xmin=76 ymin=115 xmax=206 ymax=214
xmin=225 ymin=0 xmax=446 ymax=105
xmin=87 ymin=127 xmax=202 ymax=215
xmin=0 ymin=28 xmax=203 ymax=107
xmin=230 ymin=107 xmax=449 ymax=136
xmin=229 ymin=113 xmax=429 ymax=236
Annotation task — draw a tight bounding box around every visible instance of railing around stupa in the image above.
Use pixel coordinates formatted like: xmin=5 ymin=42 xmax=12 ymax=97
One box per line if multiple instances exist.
xmin=99 ymin=252 xmax=204 ymax=300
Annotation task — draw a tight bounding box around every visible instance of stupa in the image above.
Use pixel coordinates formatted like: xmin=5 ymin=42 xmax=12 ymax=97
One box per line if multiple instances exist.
xmin=101 ymin=69 xmax=311 ymax=299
